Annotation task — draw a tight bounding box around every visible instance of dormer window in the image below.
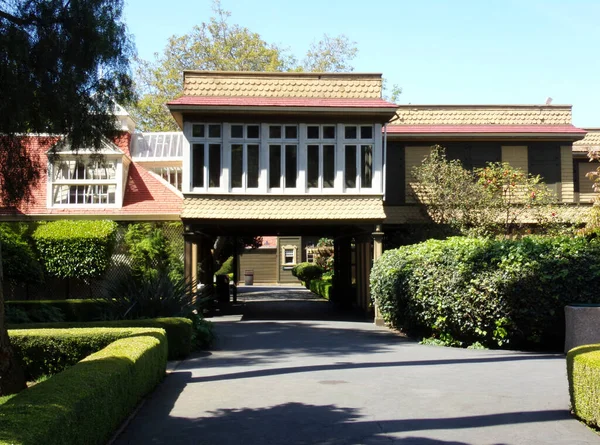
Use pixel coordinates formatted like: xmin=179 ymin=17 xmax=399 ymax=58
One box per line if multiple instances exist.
xmin=51 ymin=159 xmax=118 ymax=205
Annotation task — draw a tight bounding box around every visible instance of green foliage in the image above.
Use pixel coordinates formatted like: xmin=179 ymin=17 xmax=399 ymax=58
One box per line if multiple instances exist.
xmin=0 ymin=223 xmax=43 ymax=285
xmin=292 ymin=262 xmax=324 ymax=282
xmin=32 ymin=220 xmax=118 ymax=280
xmin=309 ymin=277 xmax=333 ymax=300
xmin=303 ymin=34 xmax=357 ymax=72
xmin=371 ymin=236 xmax=600 ymax=350
xmin=568 ymin=344 xmax=600 ymax=428
xmin=9 ymin=317 xmax=193 ymax=361
xmin=0 ymin=330 xmax=167 ymax=445
xmin=187 ymin=312 xmax=215 ymax=350
xmin=124 ymin=222 xmax=183 ymax=282
xmin=6 ymin=299 xmax=107 ymax=323
xmin=412 ymin=146 xmax=559 ymax=236
xmin=215 ymin=256 xmax=234 ymax=276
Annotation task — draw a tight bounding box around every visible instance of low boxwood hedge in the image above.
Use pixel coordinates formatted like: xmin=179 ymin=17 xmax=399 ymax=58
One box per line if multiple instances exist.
xmin=568 ymin=344 xmax=600 ymax=428
xmin=6 ymin=299 xmax=109 ymax=323
xmin=0 ymin=329 xmax=167 ymax=445
xmin=292 ymin=262 xmax=323 ymax=282
xmin=309 ymin=278 xmax=333 ymax=300
xmin=371 ymin=236 xmax=600 ymax=350
xmin=9 ymin=317 xmax=193 ymax=361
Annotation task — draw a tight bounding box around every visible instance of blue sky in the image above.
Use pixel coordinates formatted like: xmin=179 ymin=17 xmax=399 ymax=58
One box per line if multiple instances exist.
xmin=123 ymin=0 xmax=600 ymax=127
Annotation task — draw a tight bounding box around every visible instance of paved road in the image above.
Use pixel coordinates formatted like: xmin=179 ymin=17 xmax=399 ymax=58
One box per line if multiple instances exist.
xmin=114 ymin=286 xmax=599 ymax=445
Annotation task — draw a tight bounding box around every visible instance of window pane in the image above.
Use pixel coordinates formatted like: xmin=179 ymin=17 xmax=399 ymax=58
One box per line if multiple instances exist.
xmin=345 ymin=145 xmax=357 ymax=188
xmin=307 ymin=145 xmax=319 ymax=188
xmin=269 ymin=145 xmax=281 ymax=188
xmin=284 ymin=249 xmax=294 ymax=264
xmin=345 ymin=126 xmax=357 ymax=139
xmin=285 ymin=125 xmax=298 ymax=139
xmin=361 ymin=126 xmax=373 ymax=139
xmin=247 ymin=144 xmax=259 ymax=188
xmin=192 ymin=124 xmax=204 ymax=138
xmin=231 ymin=125 xmax=243 ymax=138
xmin=209 ymin=144 xmax=221 ymax=187
xmin=247 ymin=125 xmax=260 ymax=139
xmin=361 ymin=144 xmax=373 ymax=188
xmin=208 ymin=124 xmax=221 ymax=138
xmin=285 ymin=145 xmax=297 ymax=188
xmin=231 ymin=144 xmax=243 ymax=188
xmin=307 ymin=126 xmax=319 ymax=139
xmin=323 ymin=126 xmax=336 ymax=139
xmin=192 ymin=143 xmax=204 ymax=188
xmin=323 ymin=145 xmax=335 ymax=188
xmin=269 ymin=125 xmax=282 ymax=139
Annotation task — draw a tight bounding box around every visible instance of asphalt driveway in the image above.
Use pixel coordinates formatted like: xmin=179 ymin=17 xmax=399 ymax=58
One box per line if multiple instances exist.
xmin=114 ymin=286 xmax=599 ymax=445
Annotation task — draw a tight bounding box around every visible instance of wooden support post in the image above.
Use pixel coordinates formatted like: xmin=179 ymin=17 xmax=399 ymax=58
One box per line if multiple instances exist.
xmin=184 ymin=233 xmax=194 ymax=286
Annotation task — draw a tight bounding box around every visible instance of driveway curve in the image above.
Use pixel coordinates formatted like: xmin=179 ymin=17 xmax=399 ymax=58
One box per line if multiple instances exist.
xmin=114 ymin=286 xmax=599 ymax=445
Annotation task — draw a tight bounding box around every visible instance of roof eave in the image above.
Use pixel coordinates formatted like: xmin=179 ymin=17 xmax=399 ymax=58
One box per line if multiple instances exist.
xmin=386 ymin=132 xmax=587 ymax=141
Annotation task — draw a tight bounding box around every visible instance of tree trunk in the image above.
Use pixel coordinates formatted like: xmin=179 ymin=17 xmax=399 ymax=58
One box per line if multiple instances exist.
xmin=0 ymin=241 xmax=27 ymax=396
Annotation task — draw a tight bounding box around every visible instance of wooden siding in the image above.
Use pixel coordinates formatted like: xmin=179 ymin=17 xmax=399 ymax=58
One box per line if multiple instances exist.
xmin=560 ymin=145 xmax=575 ymax=203
xmin=404 ymin=146 xmax=431 ymax=203
xmin=577 ymin=161 xmax=597 ymax=203
xmin=501 ymin=146 xmax=528 ymax=173
xmin=238 ymin=249 xmax=277 ymax=283
xmin=278 ymin=236 xmax=302 ymax=284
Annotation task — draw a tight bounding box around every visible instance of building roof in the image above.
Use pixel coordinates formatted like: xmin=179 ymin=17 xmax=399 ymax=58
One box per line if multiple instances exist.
xmin=181 ymin=196 xmax=385 ymax=221
xmin=573 ymin=129 xmax=600 ymax=153
xmin=259 ymin=236 xmax=278 ymax=249
xmin=168 ymin=96 xmax=397 ymax=109
xmin=182 ymin=71 xmax=384 ymax=99
xmin=386 ymin=124 xmax=586 ymax=137
xmin=131 ymin=132 xmax=184 ymax=160
xmin=0 ymin=134 xmax=182 ymax=220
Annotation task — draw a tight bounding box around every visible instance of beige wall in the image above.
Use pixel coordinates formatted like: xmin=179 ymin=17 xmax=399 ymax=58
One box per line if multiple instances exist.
xmin=278 ymin=236 xmax=302 ymax=284
xmin=578 ymin=162 xmax=598 ymax=203
xmin=239 ymin=249 xmax=277 ymax=284
xmin=501 ymin=146 xmax=528 ymax=173
xmin=404 ymin=146 xmax=431 ymax=203
xmin=560 ymin=146 xmax=574 ymax=202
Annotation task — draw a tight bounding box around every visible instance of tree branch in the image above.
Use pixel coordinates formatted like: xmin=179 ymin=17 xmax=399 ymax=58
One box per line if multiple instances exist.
xmin=0 ymin=9 xmax=28 ymax=26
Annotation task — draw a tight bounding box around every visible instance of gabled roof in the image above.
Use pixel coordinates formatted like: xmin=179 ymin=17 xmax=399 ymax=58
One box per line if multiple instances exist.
xmin=573 ymin=129 xmax=600 ymax=153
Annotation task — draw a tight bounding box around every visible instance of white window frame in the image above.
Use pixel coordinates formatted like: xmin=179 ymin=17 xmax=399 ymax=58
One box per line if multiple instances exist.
xmin=342 ymin=124 xmax=377 ymax=193
xmin=188 ymin=123 xmax=223 ymax=192
xmin=281 ymin=245 xmax=298 ymax=265
xmin=265 ymin=124 xmax=300 ymax=194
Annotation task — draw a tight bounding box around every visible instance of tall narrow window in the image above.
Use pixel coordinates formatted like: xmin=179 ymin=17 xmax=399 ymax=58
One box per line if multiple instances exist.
xmin=285 ymin=145 xmax=297 ymax=188
xmin=361 ymin=145 xmax=373 ymax=188
xmin=269 ymin=145 xmax=281 ymax=188
xmin=323 ymin=145 xmax=335 ymax=188
xmin=209 ymin=144 xmax=221 ymax=188
xmin=307 ymin=145 xmax=319 ymax=188
xmin=247 ymin=144 xmax=259 ymax=188
xmin=345 ymin=145 xmax=357 ymax=188
xmin=231 ymin=144 xmax=243 ymax=188
xmin=192 ymin=143 xmax=204 ymax=188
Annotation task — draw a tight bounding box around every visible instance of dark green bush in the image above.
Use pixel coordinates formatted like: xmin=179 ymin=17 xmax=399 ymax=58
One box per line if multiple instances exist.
xmin=32 ymin=220 xmax=118 ymax=280
xmin=568 ymin=344 xmax=600 ymax=428
xmin=215 ymin=256 xmax=234 ymax=276
xmin=10 ymin=317 xmax=195 ymax=360
xmin=0 ymin=223 xmax=44 ymax=285
xmin=292 ymin=262 xmax=324 ymax=282
xmin=0 ymin=330 xmax=167 ymax=445
xmin=6 ymin=299 xmax=108 ymax=322
xmin=309 ymin=277 xmax=333 ymax=300
xmin=371 ymin=236 xmax=600 ymax=350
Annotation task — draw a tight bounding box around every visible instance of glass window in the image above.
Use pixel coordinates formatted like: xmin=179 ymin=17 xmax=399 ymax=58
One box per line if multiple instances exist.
xmin=307 ymin=126 xmax=319 ymax=139
xmin=345 ymin=145 xmax=357 ymax=188
xmin=307 ymin=145 xmax=319 ymax=188
xmin=247 ymin=144 xmax=259 ymax=188
xmin=192 ymin=124 xmax=205 ymax=138
xmin=361 ymin=145 xmax=373 ymax=188
xmin=323 ymin=145 xmax=335 ymax=188
xmin=360 ymin=126 xmax=373 ymax=139
xmin=323 ymin=126 xmax=336 ymax=139
xmin=231 ymin=144 xmax=243 ymax=188
xmin=231 ymin=125 xmax=243 ymax=138
xmin=283 ymin=248 xmax=295 ymax=264
xmin=247 ymin=125 xmax=260 ymax=139
xmin=208 ymin=124 xmax=221 ymax=138
xmin=208 ymin=144 xmax=221 ymax=187
xmin=269 ymin=125 xmax=282 ymax=139
xmin=192 ymin=144 xmax=204 ymax=188
xmin=285 ymin=125 xmax=298 ymax=139
xmin=345 ymin=126 xmax=357 ymax=139
xmin=269 ymin=145 xmax=281 ymax=188
xmin=285 ymin=145 xmax=297 ymax=188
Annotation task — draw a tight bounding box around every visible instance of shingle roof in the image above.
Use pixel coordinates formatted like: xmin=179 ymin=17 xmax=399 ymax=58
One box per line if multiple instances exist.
xmin=573 ymin=129 xmax=600 ymax=152
xmin=386 ymin=124 xmax=586 ymax=135
xmin=183 ymin=71 xmax=383 ymax=99
xmin=168 ymin=96 xmax=397 ymax=109
xmin=181 ymin=196 xmax=385 ymax=220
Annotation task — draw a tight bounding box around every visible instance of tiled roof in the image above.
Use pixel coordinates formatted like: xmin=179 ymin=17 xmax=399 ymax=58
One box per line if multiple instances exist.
xmin=181 ymin=196 xmax=385 ymax=220
xmin=168 ymin=96 xmax=396 ymax=109
xmin=573 ymin=129 xmax=600 ymax=152
xmin=183 ymin=71 xmax=383 ymax=99
xmin=259 ymin=236 xmax=278 ymax=249
xmin=391 ymin=105 xmax=573 ymax=126
xmin=386 ymin=124 xmax=586 ymax=135
xmin=0 ymin=135 xmax=182 ymax=218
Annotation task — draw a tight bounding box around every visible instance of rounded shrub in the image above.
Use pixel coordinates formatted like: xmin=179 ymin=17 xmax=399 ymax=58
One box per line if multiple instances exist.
xmin=371 ymin=236 xmax=600 ymax=350
xmin=292 ymin=262 xmax=324 ymax=282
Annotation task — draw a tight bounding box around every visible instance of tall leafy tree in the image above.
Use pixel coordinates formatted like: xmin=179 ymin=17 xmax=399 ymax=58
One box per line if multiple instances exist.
xmin=0 ymin=0 xmax=135 ymax=395
xmin=133 ymin=0 xmax=359 ymax=132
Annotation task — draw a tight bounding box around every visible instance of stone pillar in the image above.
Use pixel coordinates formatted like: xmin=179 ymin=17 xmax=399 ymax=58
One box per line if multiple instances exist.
xmin=372 ymin=224 xmax=386 ymax=326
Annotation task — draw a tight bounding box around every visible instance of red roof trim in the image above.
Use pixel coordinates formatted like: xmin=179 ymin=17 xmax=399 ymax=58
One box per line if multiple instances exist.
xmin=168 ymin=96 xmax=397 ymax=109
xmin=386 ymin=125 xmax=587 ymax=135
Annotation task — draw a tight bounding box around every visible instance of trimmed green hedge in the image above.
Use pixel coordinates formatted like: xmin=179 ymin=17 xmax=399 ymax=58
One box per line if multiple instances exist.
xmin=0 ymin=329 xmax=167 ymax=445
xmin=6 ymin=299 xmax=108 ymax=323
xmin=309 ymin=278 xmax=333 ymax=300
xmin=371 ymin=236 xmax=600 ymax=350
xmin=568 ymin=344 xmax=600 ymax=428
xmin=32 ymin=220 xmax=118 ymax=279
xmin=292 ymin=262 xmax=323 ymax=282
xmin=9 ymin=317 xmax=193 ymax=360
